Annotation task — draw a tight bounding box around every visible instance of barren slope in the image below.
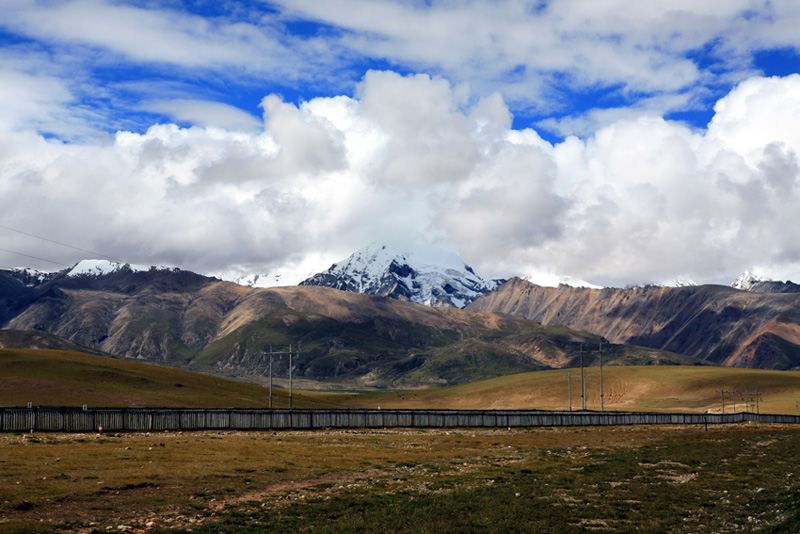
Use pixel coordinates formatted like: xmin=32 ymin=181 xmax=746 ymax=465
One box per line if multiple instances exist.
xmin=468 ymin=278 xmax=800 ymax=369
xmin=3 ymin=269 xmax=693 ymax=387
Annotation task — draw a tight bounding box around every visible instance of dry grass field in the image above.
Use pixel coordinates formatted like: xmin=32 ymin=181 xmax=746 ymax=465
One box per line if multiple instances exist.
xmin=3 ymin=349 xmax=800 ymax=532
xmin=3 ymin=349 xmax=800 ymax=414
xmin=1 ymin=424 xmax=800 ymax=533
xmin=334 ymin=365 xmax=800 ymax=414
xmin=0 ymin=349 xmax=341 ymax=409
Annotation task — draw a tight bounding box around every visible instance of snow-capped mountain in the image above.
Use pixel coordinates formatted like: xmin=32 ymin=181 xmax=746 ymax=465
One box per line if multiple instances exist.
xmin=653 ymin=278 xmax=698 ymax=288
xmin=7 ymin=267 xmax=56 ymax=287
xmin=524 ymin=272 xmax=604 ymax=289
xmin=730 ymin=269 xmax=800 ymax=294
xmin=300 ymin=242 xmax=505 ymax=308
xmin=2 ymin=260 xmax=177 ymax=287
xmin=731 ymin=269 xmax=771 ymax=291
xmin=2 ymin=260 xmax=182 ymax=287
xmin=222 ymin=272 xmax=287 ymax=288
xmin=215 ymin=268 xmax=317 ymax=289
xmin=66 ymin=259 xmax=170 ymax=277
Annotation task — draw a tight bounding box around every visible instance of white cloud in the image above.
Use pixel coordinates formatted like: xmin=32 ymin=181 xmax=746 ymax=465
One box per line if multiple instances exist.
xmin=2 ymin=71 xmax=800 ymax=288
xmin=531 ymin=74 xmax=800 ymax=286
xmin=274 ymin=0 xmax=800 ymax=123
xmin=3 ymin=0 xmax=800 ymax=144
xmin=145 ymin=100 xmax=262 ymax=132
xmin=536 ymin=92 xmax=698 ymax=139
xmin=4 ymin=0 xmax=285 ymax=70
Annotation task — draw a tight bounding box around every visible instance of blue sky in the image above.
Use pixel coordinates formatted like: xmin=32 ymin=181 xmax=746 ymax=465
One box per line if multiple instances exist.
xmin=5 ymin=0 xmax=799 ymax=142
xmin=3 ymin=1 xmax=800 ymax=287
xmin=0 ymin=1 xmax=800 ymax=142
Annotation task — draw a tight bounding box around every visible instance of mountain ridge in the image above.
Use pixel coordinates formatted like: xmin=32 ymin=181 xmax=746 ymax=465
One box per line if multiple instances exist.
xmin=5 ymin=252 xmax=800 ymax=381
xmin=467 ymin=277 xmax=800 ymax=370
xmin=1 ymin=265 xmax=691 ymax=388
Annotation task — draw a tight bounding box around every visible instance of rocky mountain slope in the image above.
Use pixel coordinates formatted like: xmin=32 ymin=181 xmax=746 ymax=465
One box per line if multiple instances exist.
xmin=467 ymin=278 xmax=800 ymax=370
xmin=0 ymin=261 xmax=685 ymax=388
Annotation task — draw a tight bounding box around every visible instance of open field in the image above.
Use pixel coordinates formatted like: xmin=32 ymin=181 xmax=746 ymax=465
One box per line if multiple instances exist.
xmin=1 ymin=424 xmax=800 ymax=533
xmin=0 ymin=349 xmax=342 ymax=409
xmin=3 ymin=349 xmax=800 ymax=415
xmin=340 ymin=365 xmax=800 ymax=414
xmin=4 ymin=350 xmax=800 ymax=532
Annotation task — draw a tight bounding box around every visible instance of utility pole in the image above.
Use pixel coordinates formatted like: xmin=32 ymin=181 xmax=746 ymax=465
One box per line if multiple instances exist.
xmin=290 ymin=344 xmax=293 ymax=408
xmin=717 ymin=387 xmax=740 ymax=413
xmin=264 ymin=344 xmax=300 ymax=408
xmin=742 ymin=389 xmax=762 ymax=413
xmin=729 ymin=388 xmax=740 ymax=413
xmin=563 ymin=370 xmax=581 ymax=411
xmin=569 ymin=345 xmax=589 ymax=410
xmin=269 ymin=346 xmax=273 ymax=408
xmin=589 ymin=341 xmax=612 ymax=412
xmin=599 ymin=348 xmax=604 ymax=412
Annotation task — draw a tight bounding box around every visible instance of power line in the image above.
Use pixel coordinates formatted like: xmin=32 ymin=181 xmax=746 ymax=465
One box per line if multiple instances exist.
xmin=0 ymin=247 xmax=70 ymax=267
xmin=0 ymin=224 xmax=122 ymax=263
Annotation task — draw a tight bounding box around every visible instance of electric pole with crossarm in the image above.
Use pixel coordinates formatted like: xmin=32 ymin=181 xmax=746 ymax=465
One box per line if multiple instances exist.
xmin=589 ymin=340 xmax=612 ymax=411
xmin=563 ymin=369 xmax=582 ymax=411
xmin=263 ymin=344 xmax=300 ymax=408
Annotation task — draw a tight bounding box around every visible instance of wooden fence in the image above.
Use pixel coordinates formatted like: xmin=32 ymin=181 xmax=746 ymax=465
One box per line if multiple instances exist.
xmin=1 ymin=407 xmax=799 ymax=433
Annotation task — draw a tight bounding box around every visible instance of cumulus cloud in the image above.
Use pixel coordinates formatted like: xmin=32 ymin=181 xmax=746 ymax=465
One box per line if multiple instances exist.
xmin=276 ymin=0 xmax=800 ymax=123
xmin=3 ymin=71 xmax=800 ymax=287
xmin=536 ymin=74 xmax=800 ymax=285
xmin=6 ymin=0 xmax=800 ymax=143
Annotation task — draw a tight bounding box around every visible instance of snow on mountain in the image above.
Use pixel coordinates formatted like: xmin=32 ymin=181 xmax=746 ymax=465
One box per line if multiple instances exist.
xmin=524 ymin=271 xmax=604 ymax=290
xmin=7 ymin=267 xmax=55 ymax=287
xmin=730 ymin=269 xmax=771 ymax=291
xmin=729 ymin=269 xmax=800 ymax=293
xmin=224 ymin=272 xmax=285 ymax=288
xmin=213 ymin=261 xmax=322 ymax=288
xmin=300 ymin=242 xmax=504 ymax=308
xmin=217 ymin=270 xmax=311 ymax=289
xmin=656 ymin=278 xmax=698 ymax=288
xmin=66 ymin=259 xmax=172 ymax=277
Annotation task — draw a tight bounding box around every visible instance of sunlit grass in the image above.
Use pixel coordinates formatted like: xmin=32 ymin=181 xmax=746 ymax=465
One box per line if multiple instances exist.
xmin=2 ymin=425 xmax=799 ymax=533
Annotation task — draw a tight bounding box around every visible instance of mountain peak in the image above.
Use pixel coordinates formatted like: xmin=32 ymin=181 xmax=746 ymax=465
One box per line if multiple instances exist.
xmin=66 ymin=259 xmax=174 ymax=278
xmin=729 ymin=269 xmax=800 ymax=294
xmin=523 ymin=271 xmax=604 ymax=290
xmin=300 ymin=242 xmax=503 ymax=308
xmin=730 ymin=269 xmax=771 ymax=291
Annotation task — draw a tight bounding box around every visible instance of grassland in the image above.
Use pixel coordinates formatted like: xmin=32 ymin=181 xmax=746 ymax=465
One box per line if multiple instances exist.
xmin=4 ymin=349 xmax=800 ymax=532
xmin=1 ymin=424 xmax=800 ymax=533
xmin=340 ymin=365 xmax=800 ymax=414
xmin=0 ymin=349 xmax=340 ymax=409
xmin=3 ymin=349 xmax=800 ymax=414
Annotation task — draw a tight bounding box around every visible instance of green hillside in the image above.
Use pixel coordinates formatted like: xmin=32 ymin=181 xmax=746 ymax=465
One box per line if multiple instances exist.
xmin=333 ymin=365 xmax=800 ymax=414
xmin=3 ymin=349 xmax=800 ymax=414
xmin=0 ymin=349 xmax=339 ymax=408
